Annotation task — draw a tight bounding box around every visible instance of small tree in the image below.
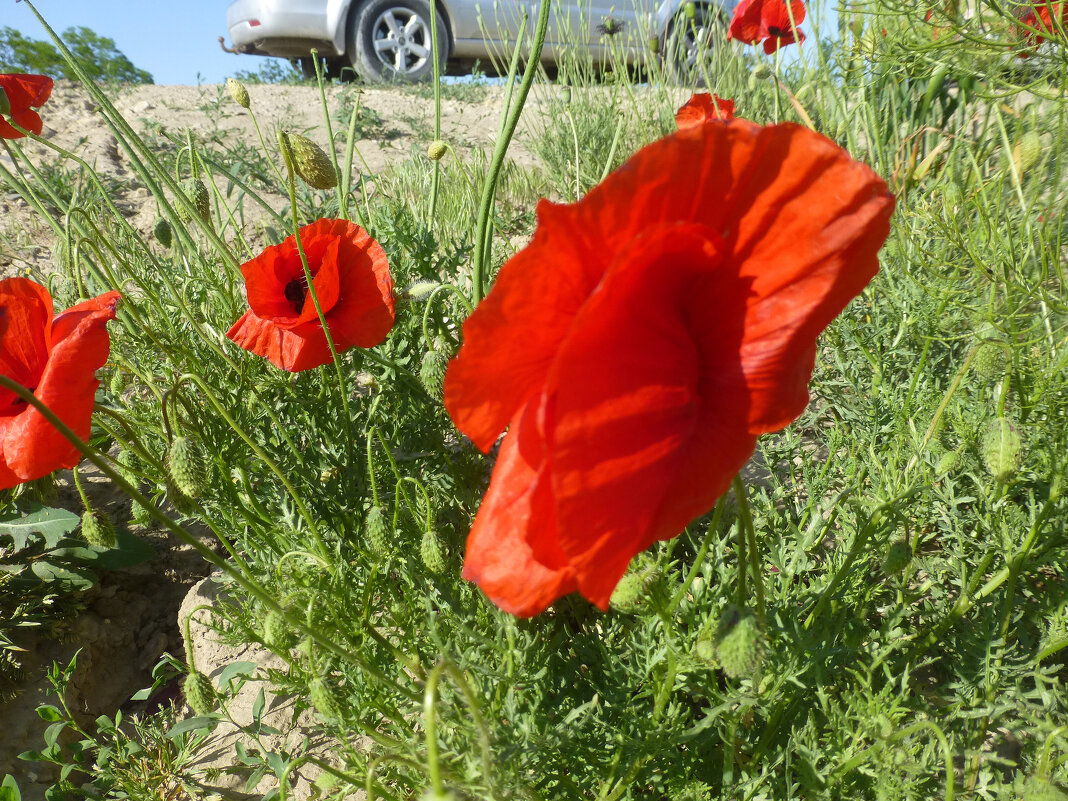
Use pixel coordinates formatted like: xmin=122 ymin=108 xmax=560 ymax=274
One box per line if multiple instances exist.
xmin=0 ymin=25 xmax=153 ymax=84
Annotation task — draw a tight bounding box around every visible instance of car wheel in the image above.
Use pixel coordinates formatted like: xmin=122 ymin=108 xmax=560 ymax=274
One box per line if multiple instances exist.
xmin=665 ymin=5 xmax=720 ymax=85
xmin=349 ymin=0 xmax=448 ymax=83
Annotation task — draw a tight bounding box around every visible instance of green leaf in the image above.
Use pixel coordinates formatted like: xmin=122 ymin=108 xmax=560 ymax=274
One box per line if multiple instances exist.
xmin=218 ymin=660 xmax=257 ymax=687
xmin=0 ymin=504 xmax=79 ymax=552
xmin=252 ymin=688 xmax=266 ymax=724
xmin=1 ymin=775 xmax=22 ymax=801
xmin=29 ymin=561 xmax=97 ymax=590
xmin=36 ymin=705 xmax=64 ymax=722
xmin=165 ymin=715 xmax=220 ymax=738
xmin=43 ymin=722 xmax=67 ymax=748
xmin=50 ymin=528 xmax=154 ymax=569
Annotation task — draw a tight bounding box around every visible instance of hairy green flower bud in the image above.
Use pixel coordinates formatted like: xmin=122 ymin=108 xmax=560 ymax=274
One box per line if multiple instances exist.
xmin=683 ymin=2 xmax=696 ymax=19
xmin=184 ymin=670 xmax=217 ymax=715
xmin=935 ymin=449 xmax=959 ymax=476
xmin=421 ymin=527 xmax=445 ymax=574
xmin=226 ymin=77 xmax=251 ymax=109
xmin=309 ymin=676 xmax=343 ymax=723
xmin=427 ymin=139 xmax=447 ymax=161
xmin=1020 ymin=776 xmax=1068 ymax=801
xmin=81 ymin=509 xmax=116 ymax=549
xmin=716 ymin=605 xmax=765 ymax=679
xmin=752 ymin=63 xmax=773 ymax=80
xmin=263 ymin=609 xmax=298 ymax=651
xmin=648 ymin=36 xmax=661 ymax=54
xmin=420 ymin=342 xmax=449 ymax=399
xmin=108 ymin=367 xmax=126 ymax=397
xmin=365 ymin=506 xmax=390 ymax=556
xmin=981 ymin=417 xmax=1023 ymax=482
xmin=177 ymin=178 xmax=211 ymax=226
xmin=1012 ymin=130 xmax=1042 ymax=175
xmin=973 ymin=342 xmax=1005 ymax=380
xmin=610 ymin=561 xmax=660 ymax=613
xmin=167 ymin=436 xmax=210 ymax=500
xmin=153 ymin=218 xmax=173 ymax=249
xmin=881 ymin=540 xmax=912 ymax=576
xmin=279 ymin=131 xmax=337 ymax=190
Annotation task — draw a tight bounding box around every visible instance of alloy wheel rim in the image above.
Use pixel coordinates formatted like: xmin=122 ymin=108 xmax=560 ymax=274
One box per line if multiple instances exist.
xmin=371 ymin=7 xmax=433 ymax=74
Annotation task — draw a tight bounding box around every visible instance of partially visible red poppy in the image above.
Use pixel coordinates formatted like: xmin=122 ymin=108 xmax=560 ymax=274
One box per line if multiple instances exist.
xmin=227 ymin=218 xmax=394 ymax=372
xmin=0 ymin=278 xmax=120 ymax=489
xmin=0 ymin=74 xmax=53 ymax=139
xmin=1016 ymin=1 xmax=1067 ymax=54
xmin=445 ymin=120 xmax=894 ymax=617
xmin=676 ymin=94 xmax=735 ymax=130
xmin=728 ymin=0 xmax=806 ymax=53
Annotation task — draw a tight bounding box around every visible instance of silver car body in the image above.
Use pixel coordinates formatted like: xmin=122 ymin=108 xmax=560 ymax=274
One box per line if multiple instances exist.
xmin=226 ymin=0 xmax=737 ymax=67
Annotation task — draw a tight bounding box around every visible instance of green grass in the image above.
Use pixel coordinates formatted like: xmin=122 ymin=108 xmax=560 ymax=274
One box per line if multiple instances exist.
xmin=2 ymin=0 xmax=1068 ymax=799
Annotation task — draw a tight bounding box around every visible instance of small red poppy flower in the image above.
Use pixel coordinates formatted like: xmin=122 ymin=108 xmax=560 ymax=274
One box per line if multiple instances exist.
xmin=1019 ymin=2 xmax=1067 ymax=50
xmin=445 ymin=120 xmax=894 ymax=617
xmin=227 ymin=218 xmax=394 ymax=372
xmin=0 ymin=74 xmax=53 ymax=140
xmin=0 ymin=278 xmax=120 ymax=489
xmin=676 ymin=94 xmax=735 ymax=130
xmin=728 ymin=0 xmax=806 ymax=53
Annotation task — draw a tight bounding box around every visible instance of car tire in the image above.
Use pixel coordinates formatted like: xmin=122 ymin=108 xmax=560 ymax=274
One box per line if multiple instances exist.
xmin=349 ymin=0 xmax=449 ymax=83
xmin=664 ymin=5 xmax=721 ymax=85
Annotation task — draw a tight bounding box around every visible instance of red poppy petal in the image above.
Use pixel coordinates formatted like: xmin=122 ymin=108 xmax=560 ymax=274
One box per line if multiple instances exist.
xmin=0 ymin=74 xmax=53 ymax=109
xmin=444 ymin=199 xmax=607 ymax=452
xmin=290 ymin=237 xmax=342 ymax=326
xmin=226 ymin=310 xmax=332 ymax=372
xmin=676 ymin=94 xmax=735 ymax=131
xmin=321 ymin=223 xmax=395 ymax=349
xmin=728 ymin=0 xmax=765 ymax=42
xmin=547 ymin=225 xmax=726 ymax=609
xmin=0 ymin=291 xmax=118 ymax=486
xmin=763 ymin=28 xmax=805 ymax=53
xmin=462 ymin=393 xmax=578 ymax=617
xmin=0 ymin=278 xmax=53 ymax=400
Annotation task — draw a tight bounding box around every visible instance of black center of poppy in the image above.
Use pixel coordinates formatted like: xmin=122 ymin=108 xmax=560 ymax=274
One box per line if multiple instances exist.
xmin=284 ymin=278 xmax=307 ymax=314
xmin=768 ymin=26 xmax=785 ymax=36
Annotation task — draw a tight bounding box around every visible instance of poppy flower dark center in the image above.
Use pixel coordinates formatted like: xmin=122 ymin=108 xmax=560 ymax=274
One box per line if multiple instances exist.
xmin=284 ymin=278 xmax=307 ymax=314
xmin=768 ymin=26 xmax=785 ymax=36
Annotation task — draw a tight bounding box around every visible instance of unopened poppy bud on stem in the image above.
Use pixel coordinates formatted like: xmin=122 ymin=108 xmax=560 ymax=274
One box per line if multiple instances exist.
xmin=427 ymin=139 xmax=447 ymax=161
xmin=981 ymin=417 xmax=1023 ymax=482
xmin=153 ymin=218 xmax=173 ymax=248
xmin=184 ymin=670 xmax=217 ymax=715
xmin=684 ymin=2 xmax=696 ymax=19
xmin=177 ymin=178 xmax=211 ymax=226
xmin=226 ymin=77 xmax=251 ymax=109
xmin=278 ymin=130 xmax=338 ymax=190
xmin=167 ymin=435 xmax=211 ymax=500
xmin=81 ymin=509 xmax=116 ymax=549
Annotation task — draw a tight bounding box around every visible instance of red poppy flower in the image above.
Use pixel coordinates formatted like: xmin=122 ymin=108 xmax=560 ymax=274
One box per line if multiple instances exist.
xmin=1016 ymin=1 xmax=1066 ymax=53
xmin=227 ymin=218 xmax=394 ymax=372
xmin=676 ymin=94 xmax=735 ymax=130
xmin=0 ymin=278 xmax=120 ymax=489
xmin=728 ymin=0 xmax=806 ymax=53
xmin=445 ymin=120 xmax=894 ymax=617
xmin=0 ymin=74 xmax=53 ymax=140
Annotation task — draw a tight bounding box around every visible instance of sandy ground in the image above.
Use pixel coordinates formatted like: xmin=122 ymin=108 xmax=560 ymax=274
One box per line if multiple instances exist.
xmin=0 ymin=79 xmax=543 ymax=280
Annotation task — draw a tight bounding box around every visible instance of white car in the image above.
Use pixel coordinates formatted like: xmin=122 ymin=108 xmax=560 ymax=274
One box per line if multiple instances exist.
xmin=225 ymin=0 xmax=737 ymax=82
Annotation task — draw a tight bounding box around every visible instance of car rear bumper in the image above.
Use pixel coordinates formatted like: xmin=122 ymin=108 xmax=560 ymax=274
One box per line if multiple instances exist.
xmin=227 ymin=0 xmax=340 ymax=56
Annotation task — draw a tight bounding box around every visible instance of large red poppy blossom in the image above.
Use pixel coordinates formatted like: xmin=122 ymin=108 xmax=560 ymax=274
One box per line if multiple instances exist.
xmin=227 ymin=218 xmax=394 ymax=372
xmin=676 ymin=94 xmax=735 ymax=130
xmin=0 ymin=74 xmax=53 ymax=140
xmin=728 ymin=0 xmax=806 ymax=53
xmin=445 ymin=120 xmax=894 ymax=617
xmin=1016 ymin=2 xmax=1066 ymax=54
xmin=0 ymin=278 xmax=120 ymax=489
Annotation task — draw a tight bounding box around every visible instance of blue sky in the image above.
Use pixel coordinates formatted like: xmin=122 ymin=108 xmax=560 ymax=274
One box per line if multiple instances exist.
xmin=3 ymin=0 xmax=836 ymax=86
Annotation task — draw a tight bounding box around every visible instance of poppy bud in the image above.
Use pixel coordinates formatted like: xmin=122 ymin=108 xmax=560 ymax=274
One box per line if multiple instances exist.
xmin=166 ymin=478 xmax=199 ymax=515
xmin=184 ymin=670 xmax=217 ymax=715
xmin=365 ymin=506 xmax=390 ymax=555
xmin=427 ymin=139 xmax=447 ymax=161
xmin=881 ymin=540 xmax=912 ymax=576
xmin=263 ymin=608 xmax=298 ymax=651
xmin=421 ymin=527 xmax=446 ymax=573
xmin=648 ymin=36 xmax=660 ymax=54
xmin=177 ymin=178 xmax=211 ymax=226
xmin=420 ymin=341 xmax=450 ymax=399
xmin=279 ymin=131 xmax=338 ymax=190
xmin=752 ymin=63 xmax=772 ymax=80
xmin=694 ymin=629 xmax=717 ymax=664
xmin=715 ymin=604 xmax=765 ymax=679
xmin=226 ymin=77 xmax=251 ymax=110
xmin=683 ymin=2 xmax=696 ymax=19
xmin=130 ymin=499 xmax=153 ymax=526
xmin=981 ymin=417 xmax=1023 ymax=482
xmin=935 ymin=449 xmax=959 ymax=475
xmin=153 ymin=218 xmax=173 ymax=248
xmin=973 ymin=342 xmax=1005 ymax=380
xmin=108 ymin=368 xmax=126 ymax=397
xmin=167 ymin=436 xmax=210 ymax=500
xmin=1019 ymin=776 xmax=1068 ymax=801
xmin=309 ymin=675 xmax=343 ymax=723
xmin=353 ymin=371 xmax=381 ymax=397
xmin=1012 ymin=131 xmax=1042 ymax=175
xmin=609 ymin=560 xmax=660 ymax=613
xmin=81 ymin=509 xmax=116 ymax=549
xmin=0 ymin=87 xmax=9 ymax=118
